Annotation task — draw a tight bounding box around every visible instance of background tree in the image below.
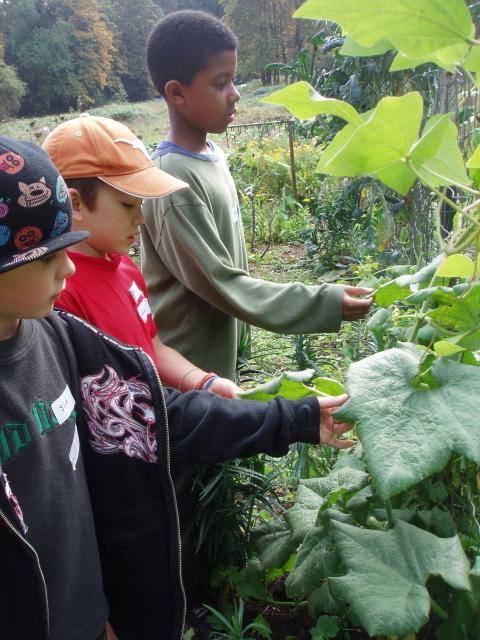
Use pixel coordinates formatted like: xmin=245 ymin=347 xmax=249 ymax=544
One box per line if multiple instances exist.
xmin=222 ymin=0 xmax=314 ymax=83
xmin=2 ymin=0 xmax=80 ymax=114
xmin=54 ymin=0 xmax=113 ymax=108
xmin=112 ymin=0 xmax=163 ymax=102
xmin=0 ymin=37 xmax=26 ymax=120
xmin=158 ymin=0 xmax=223 ymax=16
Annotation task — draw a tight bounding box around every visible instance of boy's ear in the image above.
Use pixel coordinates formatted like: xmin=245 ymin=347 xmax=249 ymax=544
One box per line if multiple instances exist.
xmin=164 ymin=80 xmax=186 ymax=106
xmin=68 ymin=188 xmax=84 ymax=222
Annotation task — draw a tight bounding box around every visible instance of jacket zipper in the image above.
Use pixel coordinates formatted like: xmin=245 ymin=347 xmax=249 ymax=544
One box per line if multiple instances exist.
xmin=0 ymin=505 xmax=50 ymax=638
xmin=143 ymin=352 xmax=187 ymax=638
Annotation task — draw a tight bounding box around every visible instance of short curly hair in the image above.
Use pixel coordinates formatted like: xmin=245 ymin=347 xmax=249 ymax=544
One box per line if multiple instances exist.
xmin=146 ymin=10 xmax=238 ymax=98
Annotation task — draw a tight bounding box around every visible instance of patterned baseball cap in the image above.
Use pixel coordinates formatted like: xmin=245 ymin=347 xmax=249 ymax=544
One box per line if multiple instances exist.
xmin=0 ymin=136 xmax=89 ymax=274
xmin=42 ymin=114 xmax=188 ymax=198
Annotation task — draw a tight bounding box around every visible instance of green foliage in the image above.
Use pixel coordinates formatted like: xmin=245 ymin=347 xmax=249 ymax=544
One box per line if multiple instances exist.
xmin=2 ymin=0 xmax=80 ymax=114
xmin=330 ymin=519 xmax=470 ymax=636
xmin=205 ymin=599 xmax=272 ymax=640
xmin=239 ymin=369 xmax=344 ymax=402
xmin=229 ymin=135 xmax=319 ymax=247
xmin=264 ymin=88 xmax=470 ymax=195
xmin=111 ymin=0 xmax=162 ymax=101
xmin=239 ymin=1 xmax=480 ymax=638
xmin=294 ymin=0 xmax=476 ymax=72
xmin=223 ymin=0 xmax=317 ymax=83
xmin=0 ymin=59 xmax=26 ymax=121
xmin=335 ymin=346 xmax=480 ymax=499
xmin=1 ymin=0 xmax=114 ymax=114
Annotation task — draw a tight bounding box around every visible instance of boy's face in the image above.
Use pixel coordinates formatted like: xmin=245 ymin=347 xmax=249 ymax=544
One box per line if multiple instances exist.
xmin=0 ymin=250 xmax=75 ymax=339
xmin=73 ymin=182 xmax=144 ymax=259
xmin=179 ymin=49 xmax=240 ymax=134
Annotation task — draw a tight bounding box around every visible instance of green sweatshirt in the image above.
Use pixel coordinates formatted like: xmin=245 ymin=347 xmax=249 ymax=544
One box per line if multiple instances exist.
xmin=141 ymin=142 xmax=344 ymax=380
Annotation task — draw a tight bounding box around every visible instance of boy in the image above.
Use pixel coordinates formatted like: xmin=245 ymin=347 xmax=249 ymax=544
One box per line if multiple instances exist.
xmin=0 ymin=136 xmax=352 ymax=638
xmin=43 ymin=114 xmax=239 ymax=399
xmin=142 ymin=9 xmax=375 ymax=382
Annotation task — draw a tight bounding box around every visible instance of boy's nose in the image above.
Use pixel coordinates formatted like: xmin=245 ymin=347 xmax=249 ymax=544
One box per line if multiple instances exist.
xmin=62 ymin=253 xmax=76 ymax=279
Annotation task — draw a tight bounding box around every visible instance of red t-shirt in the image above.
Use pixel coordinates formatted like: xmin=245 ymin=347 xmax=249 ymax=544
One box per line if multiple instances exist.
xmin=56 ymin=251 xmax=157 ymax=361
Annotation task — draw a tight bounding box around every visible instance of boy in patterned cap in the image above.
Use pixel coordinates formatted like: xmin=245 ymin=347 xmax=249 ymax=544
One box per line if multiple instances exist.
xmin=0 ymin=135 xmax=352 ymax=639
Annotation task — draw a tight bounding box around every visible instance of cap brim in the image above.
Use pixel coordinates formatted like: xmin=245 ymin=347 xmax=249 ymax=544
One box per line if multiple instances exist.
xmin=98 ymin=165 xmax=189 ymax=199
xmin=0 ymin=230 xmax=90 ymax=274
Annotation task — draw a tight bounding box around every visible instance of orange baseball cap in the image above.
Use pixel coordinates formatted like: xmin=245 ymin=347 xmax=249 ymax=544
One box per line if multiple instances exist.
xmin=42 ymin=114 xmax=188 ymax=199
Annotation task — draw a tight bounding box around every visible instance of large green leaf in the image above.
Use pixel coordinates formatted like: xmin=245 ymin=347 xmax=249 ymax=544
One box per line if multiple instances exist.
xmin=340 ymin=36 xmax=391 ymax=57
xmin=251 ymin=520 xmax=297 ymax=570
xmin=284 ymin=483 xmax=325 ymax=543
xmin=239 ymin=369 xmax=344 ymax=401
xmin=375 ymin=280 xmax=412 ymax=307
xmin=436 ymin=558 xmax=480 ymax=640
xmin=435 ymin=253 xmax=475 ymax=278
xmin=317 ymin=93 xmax=422 ymax=194
xmin=390 ymin=43 xmax=469 ymax=72
xmin=466 ymin=142 xmax=480 ymax=169
xmin=427 ymin=283 xmax=480 ymax=333
xmin=285 ymin=524 xmax=339 ymax=596
xmin=330 ymin=520 xmax=471 ymax=636
xmin=239 ymin=369 xmax=316 ymax=401
xmin=395 ymin=254 xmax=444 ymax=287
xmin=260 ymin=81 xmax=362 ymax=124
xmin=310 ymin=615 xmax=339 ymax=640
xmin=294 ymin=0 xmax=474 ymax=59
xmin=464 ymin=46 xmax=480 ymax=80
xmin=334 ymin=347 xmax=480 ymax=498
xmin=409 ymin=114 xmax=470 ymax=189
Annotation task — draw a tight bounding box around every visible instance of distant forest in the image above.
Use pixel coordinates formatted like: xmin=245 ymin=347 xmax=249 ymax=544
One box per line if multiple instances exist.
xmin=0 ymin=0 xmax=315 ymax=118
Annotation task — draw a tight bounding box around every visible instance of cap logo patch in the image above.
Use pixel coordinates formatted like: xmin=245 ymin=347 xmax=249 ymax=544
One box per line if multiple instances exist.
xmin=0 ymin=200 xmax=9 ymax=218
xmin=56 ymin=176 xmax=69 ymax=203
xmin=51 ymin=211 xmax=69 ymax=238
xmin=0 ymin=225 xmax=11 ymax=246
xmin=0 ymin=151 xmax=24 ymax=175
xmin=114 ymin=137 xmax=151 ymax=161
xmin=15 ymin=226 xmax=43 ymax=250
xmin=18 ymin=177 xmax=51 ymax=209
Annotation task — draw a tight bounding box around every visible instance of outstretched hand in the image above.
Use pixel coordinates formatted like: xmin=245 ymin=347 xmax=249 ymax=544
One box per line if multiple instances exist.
xmin=208 ymin=377 xmax=241 ymax=399
xmin=317 ymin=393 xmax=354 ymax=449
xmin=341 ymin=286 xmax=374 ymax=321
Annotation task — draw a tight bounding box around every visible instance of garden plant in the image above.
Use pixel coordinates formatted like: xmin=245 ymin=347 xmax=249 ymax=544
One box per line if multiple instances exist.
xmin=222 ymin=1 xmax=480 ymax=638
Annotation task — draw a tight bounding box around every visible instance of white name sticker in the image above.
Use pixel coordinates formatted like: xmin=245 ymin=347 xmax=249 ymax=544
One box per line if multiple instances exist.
xmin=129 ymin=280 xmax=143 ymax=303
xmin=69 ymin=424 xmax=80 ymax=471
xmin=137 ymin=297 xmax=152 ymax=322
xmin=51 ymin=385 xmax=76 ymax=426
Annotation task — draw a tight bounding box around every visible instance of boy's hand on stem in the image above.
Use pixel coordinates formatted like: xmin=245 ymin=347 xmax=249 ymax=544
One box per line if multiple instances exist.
xmin=318 ymin=393 xmax=354 ymax=449
xmin=341 ymin=286 xmax=374 ymax=320
xmin=208 ymin=377 xmax=241 ymax=399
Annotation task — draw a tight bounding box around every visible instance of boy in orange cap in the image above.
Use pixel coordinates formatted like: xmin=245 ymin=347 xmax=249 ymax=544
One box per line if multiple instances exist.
xmin=43 ymin=114 xmax=239 ymax=398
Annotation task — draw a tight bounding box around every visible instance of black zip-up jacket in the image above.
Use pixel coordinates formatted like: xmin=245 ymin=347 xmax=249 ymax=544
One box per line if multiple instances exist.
xmin=0 ymin=311 xmax=320 ymax=640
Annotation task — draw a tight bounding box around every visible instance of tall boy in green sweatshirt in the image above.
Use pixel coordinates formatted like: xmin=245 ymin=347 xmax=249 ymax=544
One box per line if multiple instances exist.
xmin=141 ymin=10 xmax=374 ymax=382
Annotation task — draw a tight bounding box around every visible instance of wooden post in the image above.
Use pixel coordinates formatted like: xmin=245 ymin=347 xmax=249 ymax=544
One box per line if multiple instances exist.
xmin=287 ymin=119 xmax=298 ymax=201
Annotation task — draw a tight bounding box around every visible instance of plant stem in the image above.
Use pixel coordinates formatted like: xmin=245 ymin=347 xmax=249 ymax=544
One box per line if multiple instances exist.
xmin=408 ymin=309 xmax=428 ymax=343
xmin=266 ymin=598 xmax=308 ymax=608
xmin=430 ymin=596 xmax=448 ymax=621
xmin=385 ymin=499 xmax=395 ymax=529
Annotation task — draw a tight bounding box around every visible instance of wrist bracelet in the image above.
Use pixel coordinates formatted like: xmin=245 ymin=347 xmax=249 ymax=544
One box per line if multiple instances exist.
xmin=195 ymin=372 xmax=218 ymax=390
xmin=177 ymin=366 xmax=200 ymax=392
xmin=202 ymin=375 xmax=220 ymax=391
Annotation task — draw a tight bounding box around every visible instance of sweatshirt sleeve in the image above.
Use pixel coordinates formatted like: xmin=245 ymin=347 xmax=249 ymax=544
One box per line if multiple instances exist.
xmin=165 ymin=388 xmax=320 ymax=465
xmin=143 ymin=190 xmax=344 ymax=334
